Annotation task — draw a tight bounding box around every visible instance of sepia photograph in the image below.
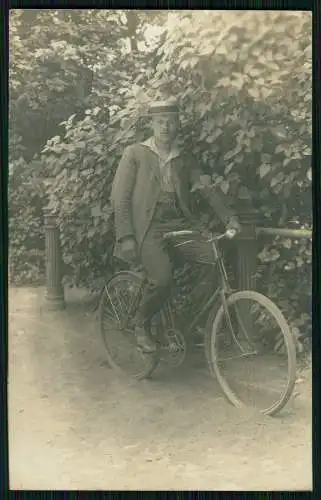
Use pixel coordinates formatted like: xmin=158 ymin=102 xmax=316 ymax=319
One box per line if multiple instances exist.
xmin=8 ymin=9 xmax=312 ymax=490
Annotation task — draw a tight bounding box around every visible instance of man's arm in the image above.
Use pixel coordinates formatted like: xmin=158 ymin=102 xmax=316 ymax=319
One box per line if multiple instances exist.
xmin=111 ymin=145 xmax=138 ymax=243
xmin=190 ymin=166 xmax=239 ymax=228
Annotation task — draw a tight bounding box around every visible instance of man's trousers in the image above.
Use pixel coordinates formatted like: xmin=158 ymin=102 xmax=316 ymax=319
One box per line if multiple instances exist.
xmin=136 ymin=217 xmax=214 ymax=325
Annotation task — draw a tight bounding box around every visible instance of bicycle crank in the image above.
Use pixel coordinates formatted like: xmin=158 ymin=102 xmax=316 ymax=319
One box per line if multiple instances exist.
xmin=161 ymin=328 xmax=187 ymax=368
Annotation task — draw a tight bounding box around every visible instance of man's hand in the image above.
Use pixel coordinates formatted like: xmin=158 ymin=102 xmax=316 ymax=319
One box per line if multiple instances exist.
xmin=226 ymin=217 xmax=241 ymax=237
xmin=120 ymin=237 xmax=137 ymax=263
xmin=191 ymin=174 xmax=212 ymax=193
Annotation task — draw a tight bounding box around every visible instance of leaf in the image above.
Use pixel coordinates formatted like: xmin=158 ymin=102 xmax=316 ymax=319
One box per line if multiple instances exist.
xmin=220 ymin=180 xmax=229 ymax=194
xmin=216 ymin=77 xmax=231 ymax=87
xmin=258 ymin=247 xmax=280 ymax=262
xmin=206 ymin=127 xmax=223 ymax=143
xmin=189 ymin=56 xmax=199 ymax=68
xmin=81 ymin=168 xmax=92 ymax=177
xmin=272 ymin=125 xmax=287 ymax=139
xmin=231 ymin=78 xmax=244 ymax=90
xmin=199 ymin=174 xmax=211 ymax=186
xmin=303 ymin=146 xmax=311 ymax=156
xmin=224 ymin=150 xmax=235 ymax=161
xmin=224 ymin=162 xmax=234 ymax=175
xmin=91 ymin=204 xmax=102 ymax=217
xmin=179 ymin=59 xmax=190 ymax=71
xmin=282 ymin=239 xmax=292 ymax=249
xmin=260 ymin=87 xmax=272 ymax=99
xmin=270 ymin=172 xmax=284 ymax=187
xmin=67 ymin=114 xmax=76 ymax=124
xmin=275 ymin=145 xmax=284 ymax=154
xmin=248 ymin=68 xmax=261 ymax=78
xmin=191 ymin=181 xmax=204 ymax=193
xmin=224 ymin=145 xmax=242 ymax=161
xmin=248 ymin=88 xmax=260 ymax=99
xmin=261 ymin=153 xmax=271 ymax=163
xmin=213 ymin=128 xmax=223 ymax=140
xmin=259 ymin=164 xmax=271 ymax=178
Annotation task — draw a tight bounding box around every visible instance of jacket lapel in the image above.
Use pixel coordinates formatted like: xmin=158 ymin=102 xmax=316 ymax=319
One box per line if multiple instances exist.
xmin=140 ymin=136 xmax=192 ymax=218
xmin=139 ymin=137 xmax=160 ymax=180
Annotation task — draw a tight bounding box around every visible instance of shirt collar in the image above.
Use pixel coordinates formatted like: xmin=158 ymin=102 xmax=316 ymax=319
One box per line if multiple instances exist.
xmin=141 ymin=136 xmax=181 ymax=163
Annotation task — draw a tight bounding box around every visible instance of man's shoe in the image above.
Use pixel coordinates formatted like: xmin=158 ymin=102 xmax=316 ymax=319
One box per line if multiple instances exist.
xmin=135 ymin=326 xmax=157 ymax=354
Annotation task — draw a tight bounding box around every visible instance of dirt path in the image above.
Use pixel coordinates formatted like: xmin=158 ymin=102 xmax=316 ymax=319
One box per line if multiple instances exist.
xmin=8 ymin=287 xmax=312 ymax=490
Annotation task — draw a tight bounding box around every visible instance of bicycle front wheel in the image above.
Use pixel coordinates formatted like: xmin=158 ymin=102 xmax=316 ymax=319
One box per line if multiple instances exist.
xmin=99 ymin=271 xmax=159 ymax=380
xmin=206 ymin=290 xmax=297 ymax=416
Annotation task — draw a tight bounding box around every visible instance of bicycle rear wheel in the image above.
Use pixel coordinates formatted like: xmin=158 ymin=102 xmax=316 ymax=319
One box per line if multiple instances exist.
xmin=206 ymin=290 xmax=297 ymax=416
xmin=99 ymin=271 xmax=160 ymax=380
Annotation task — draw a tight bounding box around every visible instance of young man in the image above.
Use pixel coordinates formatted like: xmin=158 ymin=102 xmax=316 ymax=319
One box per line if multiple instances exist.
xmin=111 ymin=100 xmax=241 ymax=353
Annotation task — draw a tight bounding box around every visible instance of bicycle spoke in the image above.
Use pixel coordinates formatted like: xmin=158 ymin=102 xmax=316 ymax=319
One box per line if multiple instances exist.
xmin=102 ymin=308 xmax=117 ymax=323
xmin=104 ymin=285 xmax=120 ymax=322
xmin=127 ymin=283 xmax=141 ymax=317
xmin=115 ymin=286 xmax=126 ymax=318
xmin=233 ymin=303 xmax=256 ymax=347
xmin=217 ymin=350 xmax=258 ymax=362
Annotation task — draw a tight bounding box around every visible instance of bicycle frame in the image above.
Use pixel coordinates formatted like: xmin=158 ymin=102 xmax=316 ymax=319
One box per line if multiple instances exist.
xmin=177 ymin=235 xmax=233 ymax=336
xmin=118 ymin=232 xmax=235 ymax=336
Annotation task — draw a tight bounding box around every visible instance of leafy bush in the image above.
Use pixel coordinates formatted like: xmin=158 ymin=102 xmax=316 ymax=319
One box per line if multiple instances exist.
xmin=9 ymin=155 xmax=46 ymax=284
xmin=9 ymin=11 xmax=312 ymax=347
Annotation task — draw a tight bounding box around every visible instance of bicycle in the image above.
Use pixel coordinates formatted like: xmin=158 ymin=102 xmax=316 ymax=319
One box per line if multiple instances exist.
xmin=99 ymin=228 xmax=297 ymax=416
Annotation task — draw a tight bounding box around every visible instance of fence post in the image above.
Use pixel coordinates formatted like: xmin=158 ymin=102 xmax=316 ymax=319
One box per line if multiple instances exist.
xmin=43 ymin=207 xmax=65 ymax=310
xmin=235 ymin=196 xmax=259 ymax=337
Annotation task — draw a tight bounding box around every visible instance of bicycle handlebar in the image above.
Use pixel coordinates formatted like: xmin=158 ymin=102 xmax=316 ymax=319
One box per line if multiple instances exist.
xmin=163 ymin=228 xmax=237 ymax=242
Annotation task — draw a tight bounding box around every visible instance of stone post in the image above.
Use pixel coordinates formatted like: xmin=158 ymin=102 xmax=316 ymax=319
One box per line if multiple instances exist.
xmin=43 ymin=207 xmax=65 ymax=310
xmin=236 ymin=193 xmax=259 ymax=337
xmin=237 ymin=200 xmax=258 ymax=291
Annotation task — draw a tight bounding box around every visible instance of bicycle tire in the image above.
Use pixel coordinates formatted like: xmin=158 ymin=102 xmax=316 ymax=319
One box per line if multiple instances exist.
xmin=206 ymin=290 xmax=297 ymax=416
xmin=99 ymin=271 xmax=160 ymax=380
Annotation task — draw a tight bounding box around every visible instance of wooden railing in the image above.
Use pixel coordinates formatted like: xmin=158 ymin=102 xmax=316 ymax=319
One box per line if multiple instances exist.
xmin=236 ymin=207 xmax=312 ymax=292
xmin=256 ymin=227 xmax=312 ymax=239
xmin=43 ymin=207 xmax=312 ymax=311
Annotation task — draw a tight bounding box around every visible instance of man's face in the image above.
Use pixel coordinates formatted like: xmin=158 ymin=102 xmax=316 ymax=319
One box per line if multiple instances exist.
xmin=151 ymin=114 xmax=179 ymax=144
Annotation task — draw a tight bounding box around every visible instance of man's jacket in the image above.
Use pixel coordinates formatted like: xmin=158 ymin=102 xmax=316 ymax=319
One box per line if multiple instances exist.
xmin=111 ymin=137 xmax=235 ymax=260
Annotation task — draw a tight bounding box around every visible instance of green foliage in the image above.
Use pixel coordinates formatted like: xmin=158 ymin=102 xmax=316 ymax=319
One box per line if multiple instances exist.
xmin=9 ymin=11 xmax=312 ymax=345
xmin=9 ymin=156 xmax=46 ymax=284
xmin=144 ymin=11 xmax=312 ymax=344
xmin=9 ymin=9 xmax=163 ymax=285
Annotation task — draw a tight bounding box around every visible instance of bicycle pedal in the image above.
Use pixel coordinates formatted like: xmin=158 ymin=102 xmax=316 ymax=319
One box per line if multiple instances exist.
xmin=136 ymin=345 xmax=157 ymax=355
